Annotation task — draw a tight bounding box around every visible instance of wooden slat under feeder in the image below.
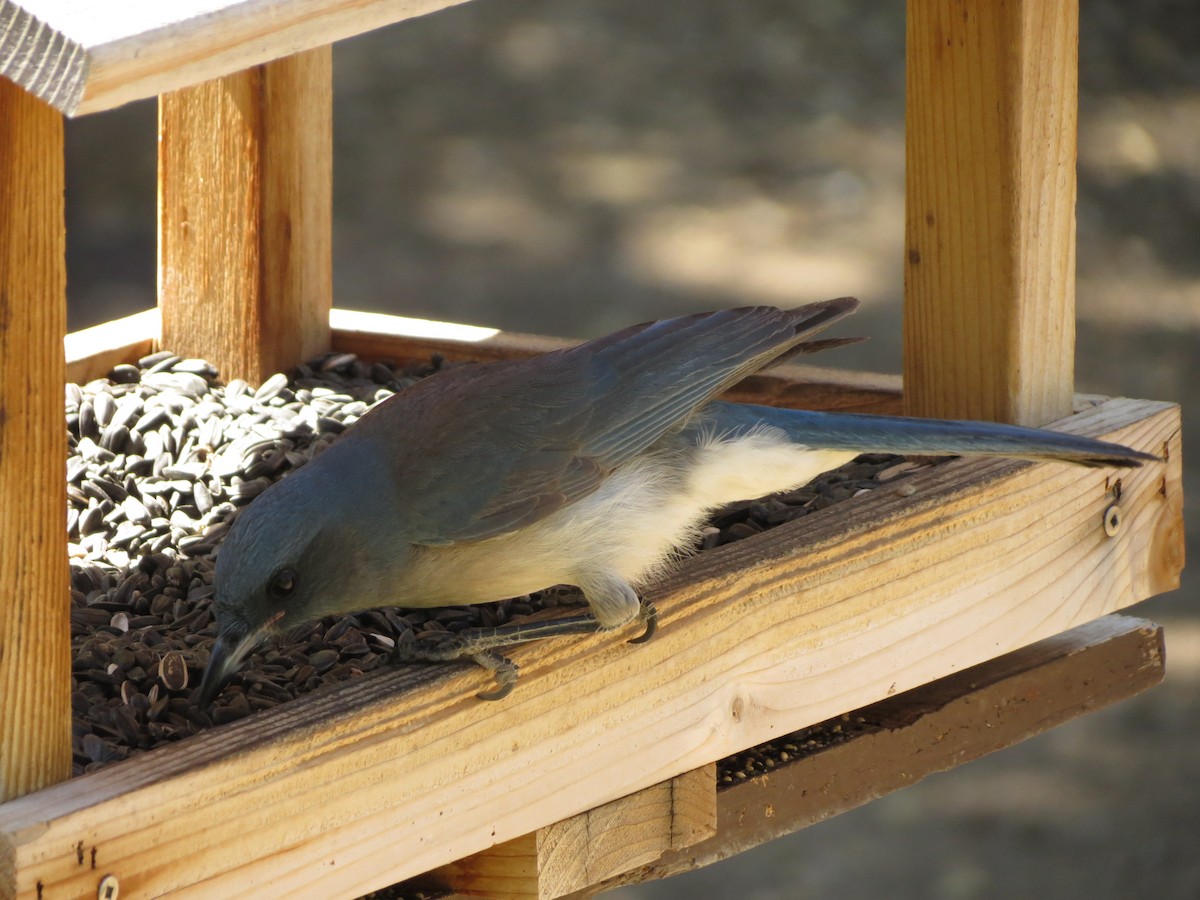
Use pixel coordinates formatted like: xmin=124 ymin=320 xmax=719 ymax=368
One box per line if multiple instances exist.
xmin=575 ymin=614 xmax=1166 ymax=899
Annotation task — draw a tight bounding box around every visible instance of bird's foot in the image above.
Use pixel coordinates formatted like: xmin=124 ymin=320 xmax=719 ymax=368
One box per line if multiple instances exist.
xmin=393 ymin=630 xmax=521 ymax=701
xmin=393 ymin=600 xmax=657 ymax=700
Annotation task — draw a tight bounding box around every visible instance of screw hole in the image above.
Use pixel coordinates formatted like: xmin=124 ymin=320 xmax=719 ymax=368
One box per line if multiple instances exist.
xmin=97 ymin=874 xmax=119 ymax=900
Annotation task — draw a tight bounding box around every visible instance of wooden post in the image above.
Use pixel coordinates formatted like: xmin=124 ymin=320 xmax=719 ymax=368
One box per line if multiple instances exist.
xmin=158 ymin=46 xmax=333 ymax=385
xmin=428 ymin=765 xmax=716 ymax=899
xmin=904 ymin=0 xmax=1078 ymax=425
xmin=0 ymin=76 xmax=70 ymax=801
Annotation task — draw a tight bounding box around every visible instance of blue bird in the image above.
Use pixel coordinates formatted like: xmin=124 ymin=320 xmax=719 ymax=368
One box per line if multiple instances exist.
xmin=198 ymin=298 xmax=1155 ymax=703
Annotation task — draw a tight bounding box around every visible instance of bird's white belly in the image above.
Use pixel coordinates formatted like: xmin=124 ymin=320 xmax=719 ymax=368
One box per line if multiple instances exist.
xmin=400 ymin=427 xmax=856 ymax=606
xmin=560 ymin=429 xmax=857 ymax=585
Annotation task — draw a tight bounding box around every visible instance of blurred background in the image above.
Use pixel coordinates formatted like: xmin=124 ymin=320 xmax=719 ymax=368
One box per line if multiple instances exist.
xmin=62 ymin=1 xmax=1197 ymax=897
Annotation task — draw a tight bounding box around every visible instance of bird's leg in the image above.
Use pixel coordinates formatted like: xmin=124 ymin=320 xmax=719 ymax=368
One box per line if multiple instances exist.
xmin=394 ymin=594 xmax=657 ymax=700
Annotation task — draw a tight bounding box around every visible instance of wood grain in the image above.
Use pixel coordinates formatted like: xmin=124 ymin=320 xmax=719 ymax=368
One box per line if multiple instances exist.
xmin=0 ymin=398 xmax=1179 ymax=898
xmin=0 ymin=2 xmax=88 ymax=115
xmin=0 ymin=76 xmax=70 ymax=801
xmin=427 ymin=765 xmax=715 ymax=899
xmin=904 ymin=0 xmax=1079 ymax=425
xmin=158 ymin=45 xmax=332 ymax=385
xmin=584 ymin=615 xmax=1166 ymax=894
xmin=1 ymin=0 xmax=475 ymax=116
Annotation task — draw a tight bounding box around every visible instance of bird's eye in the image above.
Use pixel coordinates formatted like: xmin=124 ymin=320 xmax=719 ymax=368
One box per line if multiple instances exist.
xmin=269 ymin=568 xmax=297 ymax=599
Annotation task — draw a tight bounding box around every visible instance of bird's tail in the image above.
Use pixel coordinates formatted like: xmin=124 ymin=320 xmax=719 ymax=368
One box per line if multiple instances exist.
xmin=702 ymin=401 xmax=1157 ymax=468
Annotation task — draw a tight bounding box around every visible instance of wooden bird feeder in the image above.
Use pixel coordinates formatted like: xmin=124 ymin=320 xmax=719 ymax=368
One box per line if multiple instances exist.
xmin=0 ymin=1 xmax=1183 ymax=897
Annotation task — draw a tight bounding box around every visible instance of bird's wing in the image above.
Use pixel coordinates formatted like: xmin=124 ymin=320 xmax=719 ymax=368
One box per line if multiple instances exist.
xmin=356 ymin=299 xmax=858 ymax=544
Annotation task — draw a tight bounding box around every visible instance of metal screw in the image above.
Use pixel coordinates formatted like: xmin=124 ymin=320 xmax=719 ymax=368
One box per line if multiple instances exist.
xmin=1103 ymin=504 xmax=1122 ymax=537
xmin=98 ymin=874 xmax=119 ymax=900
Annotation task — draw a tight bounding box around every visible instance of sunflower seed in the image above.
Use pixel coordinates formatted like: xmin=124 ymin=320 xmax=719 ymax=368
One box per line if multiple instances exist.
xmin=100 ymin=423 xmax=131 ymax=453
xmin=93 ymin=391 xmax=116 ymax=427
xmin=173 ymin=358 xmax=218 ymax=377
xmin=159 ymin=651 xmax=189 ymax=691
xmin=122 ymin=495 xmax=151 ymax=526
xmin=254 ymin=372 xmax=290 ymax=403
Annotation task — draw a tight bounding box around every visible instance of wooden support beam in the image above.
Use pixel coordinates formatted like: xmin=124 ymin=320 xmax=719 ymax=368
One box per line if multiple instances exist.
xmin=583 ymin=615 xmax=1166 ymax=894
xmin=904 ymin=0 xmax=1079 ymax=425
xmin=424 ymin=765 xmax=716 ymax=899
xmin=0 ymin=76 xmax=70 ymax=801
xmin=158 ymin=46 xmax=332 ymax=385
xmin=0 ymin=396 xmax=1179 ymax=898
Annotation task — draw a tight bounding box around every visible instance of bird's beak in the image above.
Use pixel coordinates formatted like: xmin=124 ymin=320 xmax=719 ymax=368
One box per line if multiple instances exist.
xmin=197 ymin=628 xmax=260 ymax=708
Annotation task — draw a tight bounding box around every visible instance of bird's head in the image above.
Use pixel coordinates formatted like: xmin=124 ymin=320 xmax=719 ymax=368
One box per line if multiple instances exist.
xmin=197 ymin=443 xmax=403 ymax=707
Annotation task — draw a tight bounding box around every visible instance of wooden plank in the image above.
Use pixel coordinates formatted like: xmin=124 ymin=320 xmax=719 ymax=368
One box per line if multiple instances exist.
xmin=0 ymin=398 xmax=1179 ymax=899
xmin=424 ymin=765 xmax=715 ymax=899
xmin=0 ymin=76 xmax=70 ymax=801
xmin=64 ymin=308 xmax=159 ymax=385
xmin=581 ymin=615 xmax=1167 ymax=894
xmin=904 ymin=0 xmax=1079 ymax=425
xmin=158 ymin=46 xmax=332 ymax=385
xmin=0 ymin=0 xmax=475 ymax=116
xmin=329 ymin=308 xmax=572 ymax=365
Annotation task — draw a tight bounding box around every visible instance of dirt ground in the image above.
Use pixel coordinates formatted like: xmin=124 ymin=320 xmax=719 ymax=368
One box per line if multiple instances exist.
xmin=63 ymin=1 xmax=1197 ymax=897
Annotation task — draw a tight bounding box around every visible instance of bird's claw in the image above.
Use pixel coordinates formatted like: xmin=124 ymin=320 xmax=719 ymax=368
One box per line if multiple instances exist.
xmin=627 ymin=600 xmax=658 ymax=644
xmin=471 ymin=651 xmax=519 ymax=701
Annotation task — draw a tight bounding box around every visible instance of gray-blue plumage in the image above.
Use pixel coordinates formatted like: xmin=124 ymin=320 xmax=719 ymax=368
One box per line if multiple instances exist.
xmin=694 ymin=401 xmax=1147 ymax=468
xmin=198 ymin=298 xmax=1154 ymax=702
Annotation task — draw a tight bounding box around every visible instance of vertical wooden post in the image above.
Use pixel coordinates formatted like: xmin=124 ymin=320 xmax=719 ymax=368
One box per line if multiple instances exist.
xmin=428 ymin=765 xmax=717 ymax=899
xmin=158 ymin=46 xmax=333 ymax=385
xmin=0 ymin=77 xmax=70 ymax=801
xmin=904 ymin=0 xmax=1078 ymax=425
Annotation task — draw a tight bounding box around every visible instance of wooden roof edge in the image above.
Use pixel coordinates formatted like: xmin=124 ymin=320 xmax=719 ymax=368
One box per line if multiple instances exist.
xmin=1 ymin=0 xmax=472 ymax=116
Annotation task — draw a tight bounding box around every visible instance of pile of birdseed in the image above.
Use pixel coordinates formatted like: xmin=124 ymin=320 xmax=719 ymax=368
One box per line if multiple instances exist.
xmin=67 ymin=349 xmax=927 ymax=777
